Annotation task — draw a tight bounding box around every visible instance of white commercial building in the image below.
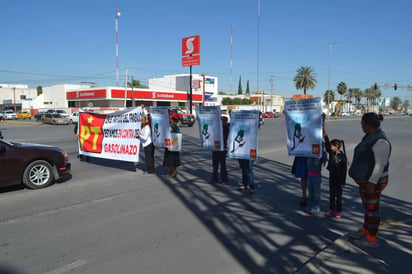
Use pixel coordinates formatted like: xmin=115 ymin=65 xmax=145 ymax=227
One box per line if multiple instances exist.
xmin=0 ymin=84 xmax=37 ymax=112
xmin=149 ymin=74 xmax=219 ymax=106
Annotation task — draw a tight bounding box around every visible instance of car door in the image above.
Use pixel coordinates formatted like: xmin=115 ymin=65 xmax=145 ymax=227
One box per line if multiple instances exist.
xmin=0 ymin=142 xmax=20 ymax=186
xmin=43 ymin=114 xmax=52 ymax=124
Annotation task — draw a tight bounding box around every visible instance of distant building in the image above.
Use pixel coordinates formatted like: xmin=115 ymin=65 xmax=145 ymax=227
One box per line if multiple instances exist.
xmin=0 ymin=84 xmax=37 ymax=111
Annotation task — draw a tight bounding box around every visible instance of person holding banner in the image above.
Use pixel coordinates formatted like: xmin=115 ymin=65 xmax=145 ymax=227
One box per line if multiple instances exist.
xmin=138 ymin=115 xmax=155 ymax=174
xmin=163 ymin=117 xmax=181 ymax=178
xmin=291 ymin=157 xmax=308 ymax=206
xmin=211 ymin=116 xmax=230 ymax=184
xmin=306 ymin=146 xmax=328 ymax=214
xmin=323 ymin=114 xmax=348 ymax=218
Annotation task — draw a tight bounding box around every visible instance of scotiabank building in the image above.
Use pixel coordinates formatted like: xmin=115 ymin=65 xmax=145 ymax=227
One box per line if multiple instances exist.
xmin=66 ymin=87 xmax=202 ymax=109
xmin=66 ymin=74 xmax=218 ymax=112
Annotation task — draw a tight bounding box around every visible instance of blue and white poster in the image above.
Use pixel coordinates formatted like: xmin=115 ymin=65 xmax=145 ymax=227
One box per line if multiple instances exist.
xmin=228 ymin=110 xmax=259 ymax=160
xmin=284 ymin=97 xmax=323 ymax=158
xmin=149 ymin=106 xmax=170 ymax=147
xmin=195 ymin=106 xmax=224 ymax=151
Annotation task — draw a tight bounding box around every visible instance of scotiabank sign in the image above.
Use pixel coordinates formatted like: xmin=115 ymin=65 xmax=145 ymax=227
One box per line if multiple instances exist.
xmin=182 ymin=35 xmax=200 ymax=67
xmin=67 ymin=89 xmax=107 ymax=99
xmin=111 ymin=90 xmax=203 ymax=101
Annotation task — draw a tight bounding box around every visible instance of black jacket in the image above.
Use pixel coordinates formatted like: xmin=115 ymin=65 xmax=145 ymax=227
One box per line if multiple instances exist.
xmin=324 ymin=135 xmax=347 ymax=185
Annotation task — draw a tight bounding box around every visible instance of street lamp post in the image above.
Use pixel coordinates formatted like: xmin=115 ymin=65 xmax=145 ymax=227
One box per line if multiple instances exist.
xmin=328 ymin=42 xmax=338 ymax=113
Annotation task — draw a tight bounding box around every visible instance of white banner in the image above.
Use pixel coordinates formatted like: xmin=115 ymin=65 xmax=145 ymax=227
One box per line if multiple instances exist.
xmin=149 ymin=106 xmax=171 ymax=148
xmin=228 ymin=110 xmax=259 ymax=160
xmin=195 ymin=105 xmax=224 ymax=151
xmin=78 ymin=107 xmax=142 ymax=162
xmin=284 ymin=97 xmax=323 ymax=158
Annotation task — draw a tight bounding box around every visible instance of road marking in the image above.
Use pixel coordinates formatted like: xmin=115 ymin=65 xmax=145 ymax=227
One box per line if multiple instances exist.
xmin=44 ymin=259 xmax=88 ymax=274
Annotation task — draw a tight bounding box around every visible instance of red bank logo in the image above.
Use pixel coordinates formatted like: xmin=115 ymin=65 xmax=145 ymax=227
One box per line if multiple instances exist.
xmin=182 ymin=35 xmax=200 ymax=56
xmin=184 ymin=37 xmax=196 ymax=55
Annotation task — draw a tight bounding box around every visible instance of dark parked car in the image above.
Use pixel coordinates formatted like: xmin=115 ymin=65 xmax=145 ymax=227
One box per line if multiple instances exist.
xmin=34 ymin=111 xmax=47 ymax=121
xmin=0 ymin=132 xmax=71 ymax=189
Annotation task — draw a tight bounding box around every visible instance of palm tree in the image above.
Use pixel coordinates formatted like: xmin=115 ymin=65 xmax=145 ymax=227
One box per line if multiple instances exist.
xmin=293 ymin=66 xmax=317 ymax=95
xmin=337 ymin=82 xmax=347 ymax=100
xmin=323 ymin=90 xmax=335 ymax=105
xmin=346 ymin=88 xmax=359 ymax=112
xmin=352 ymin=88 xmax=363 ymax=108
xmin=364 ymin=86 xmax=381 ymax=110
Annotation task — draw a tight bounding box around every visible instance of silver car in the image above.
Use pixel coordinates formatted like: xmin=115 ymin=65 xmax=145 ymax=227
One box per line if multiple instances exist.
xmin=42 ymin=113 xmax=70 ymax=125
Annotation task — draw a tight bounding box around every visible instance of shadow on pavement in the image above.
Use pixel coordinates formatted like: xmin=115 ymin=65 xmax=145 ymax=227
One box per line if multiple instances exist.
xmin=153 ymin=133 xmax=412 ymax=273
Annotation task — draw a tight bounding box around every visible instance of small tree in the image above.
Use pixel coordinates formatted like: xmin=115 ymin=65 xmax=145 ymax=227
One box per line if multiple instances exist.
xmin=391 ymin=97 xmax=402 ymax=110
xmin=36 ymin=86 xmax=43 ymax=96
xmin=127 ymin=79 xmax=147 ymax=88
xmin=238 ymin=76 xmax=243 ymax=95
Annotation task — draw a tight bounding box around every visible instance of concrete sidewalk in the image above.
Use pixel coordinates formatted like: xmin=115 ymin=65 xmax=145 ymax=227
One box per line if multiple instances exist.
xmin=298 ymin=219 xmax=412 ymax=273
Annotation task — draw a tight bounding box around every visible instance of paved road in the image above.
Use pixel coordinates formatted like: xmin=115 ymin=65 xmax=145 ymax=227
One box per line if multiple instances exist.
xmin=0 ymin=116 xmax=411 ymax=273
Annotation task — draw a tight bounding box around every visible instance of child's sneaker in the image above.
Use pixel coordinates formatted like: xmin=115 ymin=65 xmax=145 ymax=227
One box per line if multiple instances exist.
xmin=335 ymin=212 xmax=342 ymax=218
xmin=325 ymin=209 xmax=334 ymax=217
xmin=238 ymin=186 xmax=246 ymax=191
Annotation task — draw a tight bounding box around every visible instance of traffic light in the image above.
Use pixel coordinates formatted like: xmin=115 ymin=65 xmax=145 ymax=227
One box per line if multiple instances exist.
xmin=394 ymin=83 xmax=397 ymax=90
xmin=374 ymin=83 xmax=377 ymax=90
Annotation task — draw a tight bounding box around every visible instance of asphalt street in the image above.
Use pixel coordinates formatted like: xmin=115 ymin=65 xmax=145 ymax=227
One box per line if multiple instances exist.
xmin=0 ymin=116 xmax=411 ymax=273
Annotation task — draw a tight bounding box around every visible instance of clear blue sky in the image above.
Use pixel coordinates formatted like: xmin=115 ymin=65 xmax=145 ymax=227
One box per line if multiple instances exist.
xmin=1 ymin=0 xmax=411 ymax=99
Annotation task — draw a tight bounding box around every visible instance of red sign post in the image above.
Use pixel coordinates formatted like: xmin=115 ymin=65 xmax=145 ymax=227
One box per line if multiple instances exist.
xmin=182 ymin=35 xmax=200 ymax=114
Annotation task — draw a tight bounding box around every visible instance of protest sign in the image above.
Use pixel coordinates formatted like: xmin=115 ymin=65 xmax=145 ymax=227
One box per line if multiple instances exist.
xmin=149 ymin=106 xmax=171 ymax=147
xmin=195 ymin=105 xmax=224 ymax=151
xmin=228 ymin=110 xmax=259 ymax=160
xmin=284 ymin=97 xmax=323 ymax=158
xmin=78 ymin=107 xmax=142 ymax=162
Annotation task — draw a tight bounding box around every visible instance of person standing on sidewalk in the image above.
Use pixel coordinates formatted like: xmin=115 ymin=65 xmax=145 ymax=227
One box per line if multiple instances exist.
xmin=211 ymin=116 xmax=230 ymax=184
xmin=306 ymin=148 xmax=328 ymax=214
xmin=349 ymin=112 xmax=391 ymax=247
xmin=291 ymin=156 xmax=308 ymax=206
xmin=163 ymin=117 xmax=181 ymax=178
xmin=138 ymin=115 xmax=155 ymax=174
xmin=238 ymin=159 xmax=255 ymax=193
xmin=323 ymin=115 xmax=348 ymax=218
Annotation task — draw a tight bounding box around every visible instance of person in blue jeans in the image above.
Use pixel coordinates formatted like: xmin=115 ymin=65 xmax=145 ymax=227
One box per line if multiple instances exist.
xmin=306 ymin=151 xmax=327 ymax=214
xmin=238 ymin=159 xmax=255 ymax=193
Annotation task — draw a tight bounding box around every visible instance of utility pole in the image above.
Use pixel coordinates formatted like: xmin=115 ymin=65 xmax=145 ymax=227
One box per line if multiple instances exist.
xmin=115 ymin=3 xmax=121 ymax=86
xmin=257 ymin=0 xmax=261 ymax=108
xmin=270 ymin=76 xmax=274 ymax=112
xmin=13 ymin=87 xmax=16 ymax=112
xmin=131 ymin=76 xmax=135 ymax=107
xmin=124 ymin=67 xmax=128 ymax=108
xmin=230 ymin=24 xmax=234 ymax=94
xmin=328 ymin=42 xmax=338 ymax=113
